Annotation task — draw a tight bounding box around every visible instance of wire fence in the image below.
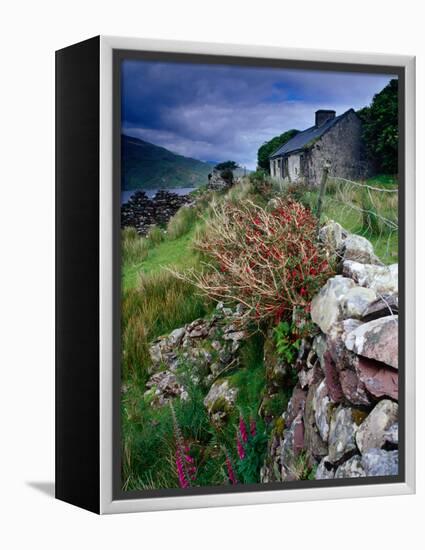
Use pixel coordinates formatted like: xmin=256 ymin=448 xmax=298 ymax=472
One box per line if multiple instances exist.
xmin=284 ymin=171 xmax=399 ymax=264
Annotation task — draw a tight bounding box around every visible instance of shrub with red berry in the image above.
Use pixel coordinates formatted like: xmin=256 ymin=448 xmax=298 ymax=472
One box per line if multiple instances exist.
xmin=176 ymin=197 xmax=333 ymax=326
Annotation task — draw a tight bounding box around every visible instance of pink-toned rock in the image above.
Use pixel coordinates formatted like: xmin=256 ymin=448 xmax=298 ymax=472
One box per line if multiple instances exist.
xmin=355 ymin=356 xmax=398 ymax=400
xmin=339 ymin=367 xmax=372 ymax=406
xmin=285 ymin=385 xmax=307 ymax=426
xmin=344 ymin=316 xmax=398 ymax=369
xmin=323 ymin=351 xmax=344 ymax=402
xmin=293 ymin=415 xmax=305 ymax=456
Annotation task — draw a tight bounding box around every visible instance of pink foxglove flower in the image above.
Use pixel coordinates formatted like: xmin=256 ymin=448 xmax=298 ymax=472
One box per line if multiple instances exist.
xmin=236 ymin=433 xmax=245 ymax=460
xmin=239 ymin=416 xmax=248 ymax=443
xmin=176 ymin=450 xmax=188 ymax=488
xmin=225 ymin=454 xmax=237 ymax=485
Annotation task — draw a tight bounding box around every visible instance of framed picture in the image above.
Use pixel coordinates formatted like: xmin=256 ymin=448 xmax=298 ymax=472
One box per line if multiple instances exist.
xmin=55 ymin=36 xmax=415 ymax=514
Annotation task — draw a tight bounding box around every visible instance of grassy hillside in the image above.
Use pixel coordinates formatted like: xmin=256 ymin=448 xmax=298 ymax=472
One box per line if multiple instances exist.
xmin=122 ymin=134 xmax=212 ymax=190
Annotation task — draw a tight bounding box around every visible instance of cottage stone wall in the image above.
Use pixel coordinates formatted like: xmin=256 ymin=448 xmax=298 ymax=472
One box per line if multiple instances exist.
xmin=306 ymin=110 xmax=366 ymax=186
xmin=287 ymin=154 xmax=301 ymax=181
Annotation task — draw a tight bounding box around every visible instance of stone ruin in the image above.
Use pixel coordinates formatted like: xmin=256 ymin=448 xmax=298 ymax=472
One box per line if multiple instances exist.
xmin=121 ymin=190 xmax=193 ymax=235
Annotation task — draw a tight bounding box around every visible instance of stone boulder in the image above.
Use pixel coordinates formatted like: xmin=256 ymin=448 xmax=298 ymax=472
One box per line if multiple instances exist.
xmin=322 ymin=351 xmax=344 ymax=403
xmin=354 ymin=356 xmax=398 ymax=400
xmin=362 ymin=294 xmax=398 ymax=322
xmin=342 ymin=260 xmax=398 ymax=295
xmin=303 ymin=382 xmax=328 ymax=460
xmin=361 ymin=448 xmax=398 ymax=476
xmin=342 ymin=234 xmax=380 ymax=265
xmin=344 ymin=316 xmax=398 ymax=369
xmin=356 ymin=400 xmax=398 ymax=453
xmin=316 ymin=457 xmax=335 ymax=480
xmin=280 ymin=411 xmax=305 ymax=480
xmin=145 ymin=370 xmax=188 ymax=407
xmin=335 ymin=455 xmax=366 ymax=478
xmin=318 ymin=220 xmax=347 ymax=254
xmin=313 ymin=379 xmax=333 ymax=442
xmin=328 ymin=405 xmax=362 ymax=463
xmin=311 ymin=276 xmax=356 ymax=334
xmin=203 ymin=378 xmax=238 ymax=422
xmin=149 ymin=303 xmax=247 ymax=381
xmin=342 ymin=286 xmax=377 ymax=319
xmin=337 ymin=352 xmax=374 ymax=407
xmin=383 ymin=423 xmax=398 ymax=446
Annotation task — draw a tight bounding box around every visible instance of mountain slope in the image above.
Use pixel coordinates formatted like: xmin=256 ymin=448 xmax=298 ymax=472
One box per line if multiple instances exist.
xmin=122 ymin=134 xmax=211 ymax=190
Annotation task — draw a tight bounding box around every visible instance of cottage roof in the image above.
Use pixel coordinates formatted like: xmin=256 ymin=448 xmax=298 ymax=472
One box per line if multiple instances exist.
xmin=269 ymin=109 xmax=354 ymax=159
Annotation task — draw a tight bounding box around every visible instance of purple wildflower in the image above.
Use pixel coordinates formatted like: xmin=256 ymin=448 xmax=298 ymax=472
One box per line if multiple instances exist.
xmin=225 ymin=454 xmax=237 ymax=485
xmin=239 ymin=416 xmax=248 ymax=443
xmin=176 ymin=450 xmax=189 ymax=488
xmin=236 ymin=433 xmax=245 ymax=460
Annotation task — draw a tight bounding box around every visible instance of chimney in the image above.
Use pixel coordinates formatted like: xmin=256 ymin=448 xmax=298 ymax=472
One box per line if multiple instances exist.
xmin=315 ymin=110 xmax=336 ymax=127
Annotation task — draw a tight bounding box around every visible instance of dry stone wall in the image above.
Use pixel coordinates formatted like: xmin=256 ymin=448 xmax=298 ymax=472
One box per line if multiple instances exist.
xmin=261 ymin=221 xmax=399 ymax=482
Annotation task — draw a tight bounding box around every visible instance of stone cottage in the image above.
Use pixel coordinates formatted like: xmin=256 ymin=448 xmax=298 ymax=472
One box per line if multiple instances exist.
xmin=269 ymin=109 xmax=366 ymax=185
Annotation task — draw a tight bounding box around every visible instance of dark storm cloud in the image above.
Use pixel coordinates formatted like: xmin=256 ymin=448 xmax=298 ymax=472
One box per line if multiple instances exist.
xmin=122 ymin=59 xmax=395 ymax=169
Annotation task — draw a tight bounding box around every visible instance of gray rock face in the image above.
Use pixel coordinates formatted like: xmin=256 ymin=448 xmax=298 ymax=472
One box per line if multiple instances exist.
xmin=362 ymin=294 xmax=398 ymax=322
xmin=356 ymin=400 xmax=398 ymax=453
xmin=361 ymin=449 xmax=398 ymax=476
xmin=207 ymin=169 xmax=233 ymax=191
xmin=312 ymin=333 xmax=328 ymax=369
xmin=343 ymin=234 xmax=380 ymax=265
xmin=145 ymin=370 xmax=188 ymax=407
xmin=342 ymin=260 xmax=398 ymax=295
xmin=280 ymin=411 xmax=305 ymax=480
xmin=383 ymin=423 xmax=398 ymax=446
xmin=328 ymin=405 xmax=359 ymax=463
xmin=335 ymin=455 xmax=366 ymax=478
xmin=313 ymin=380 xmax=333 ymax=442
xmin=344 ymin=316 xmax=398 ymax=369
xmin=318 ymin=220 xmax=347 ymax=254
xmin=316 ymin=457 xmax=335 ymax=480
xmin=342 ymin=286 xmax=377 ymax=319
xmin=149 ymin=303 xmax=246 ymax=379
xmin=311 ymin=276 xmax=356 ymax=334
xmin=203 ymin=379 xmax=238 ymax=422
xmin=304 ymin=383 xmax=328 ymax=459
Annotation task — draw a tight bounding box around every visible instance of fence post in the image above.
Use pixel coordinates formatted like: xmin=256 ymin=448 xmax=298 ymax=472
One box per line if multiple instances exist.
xmin=316 ymin=162 xmax=330 ymax=225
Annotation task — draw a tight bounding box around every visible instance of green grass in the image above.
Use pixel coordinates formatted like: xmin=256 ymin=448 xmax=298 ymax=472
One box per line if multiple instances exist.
xmin=122 ymin=226 xmax=201 ymax=290
xmin=294 ymin=174 xmax=399 ymax=263
xmin=120 ymin=174 xmax=399 ymax=491
xmin=366 ymin=174 xmax=398 ymax=187
xmin=121 ymin=227 xmax=150 ymax=265
xmin=166 ymin=205 xmax=198 ymax=239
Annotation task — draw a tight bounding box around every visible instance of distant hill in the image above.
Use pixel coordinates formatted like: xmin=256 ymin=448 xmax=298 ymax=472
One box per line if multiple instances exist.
xmin=122 ymin=135 xmax=212 ymax=190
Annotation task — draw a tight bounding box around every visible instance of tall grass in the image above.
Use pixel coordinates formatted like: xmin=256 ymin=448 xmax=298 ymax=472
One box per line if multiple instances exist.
xmin=289 ymin=175 xmax=398 ymax=263
xmin=122 ymin=227 xmax=150 ymax=265
xmin=146 ymin=225 xmax=164 ymax=246
xmin=166 ymin=205 xmax=198 ymax=239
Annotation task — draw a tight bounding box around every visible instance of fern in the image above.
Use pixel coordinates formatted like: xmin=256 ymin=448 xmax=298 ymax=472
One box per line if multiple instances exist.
xmin=273 ymin=321 xmax=301 ymax=364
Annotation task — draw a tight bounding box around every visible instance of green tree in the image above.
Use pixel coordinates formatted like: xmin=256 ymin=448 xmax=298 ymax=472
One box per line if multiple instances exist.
xmin=215 ymin=160 xmax=239 ymax=171
xmin=358 ymin=79 xmax=398 ymax=174
xmin=257 ymin=129 xmax=299 ymax=172
xmin=215 ymin=160 xmax=239 ymax=185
